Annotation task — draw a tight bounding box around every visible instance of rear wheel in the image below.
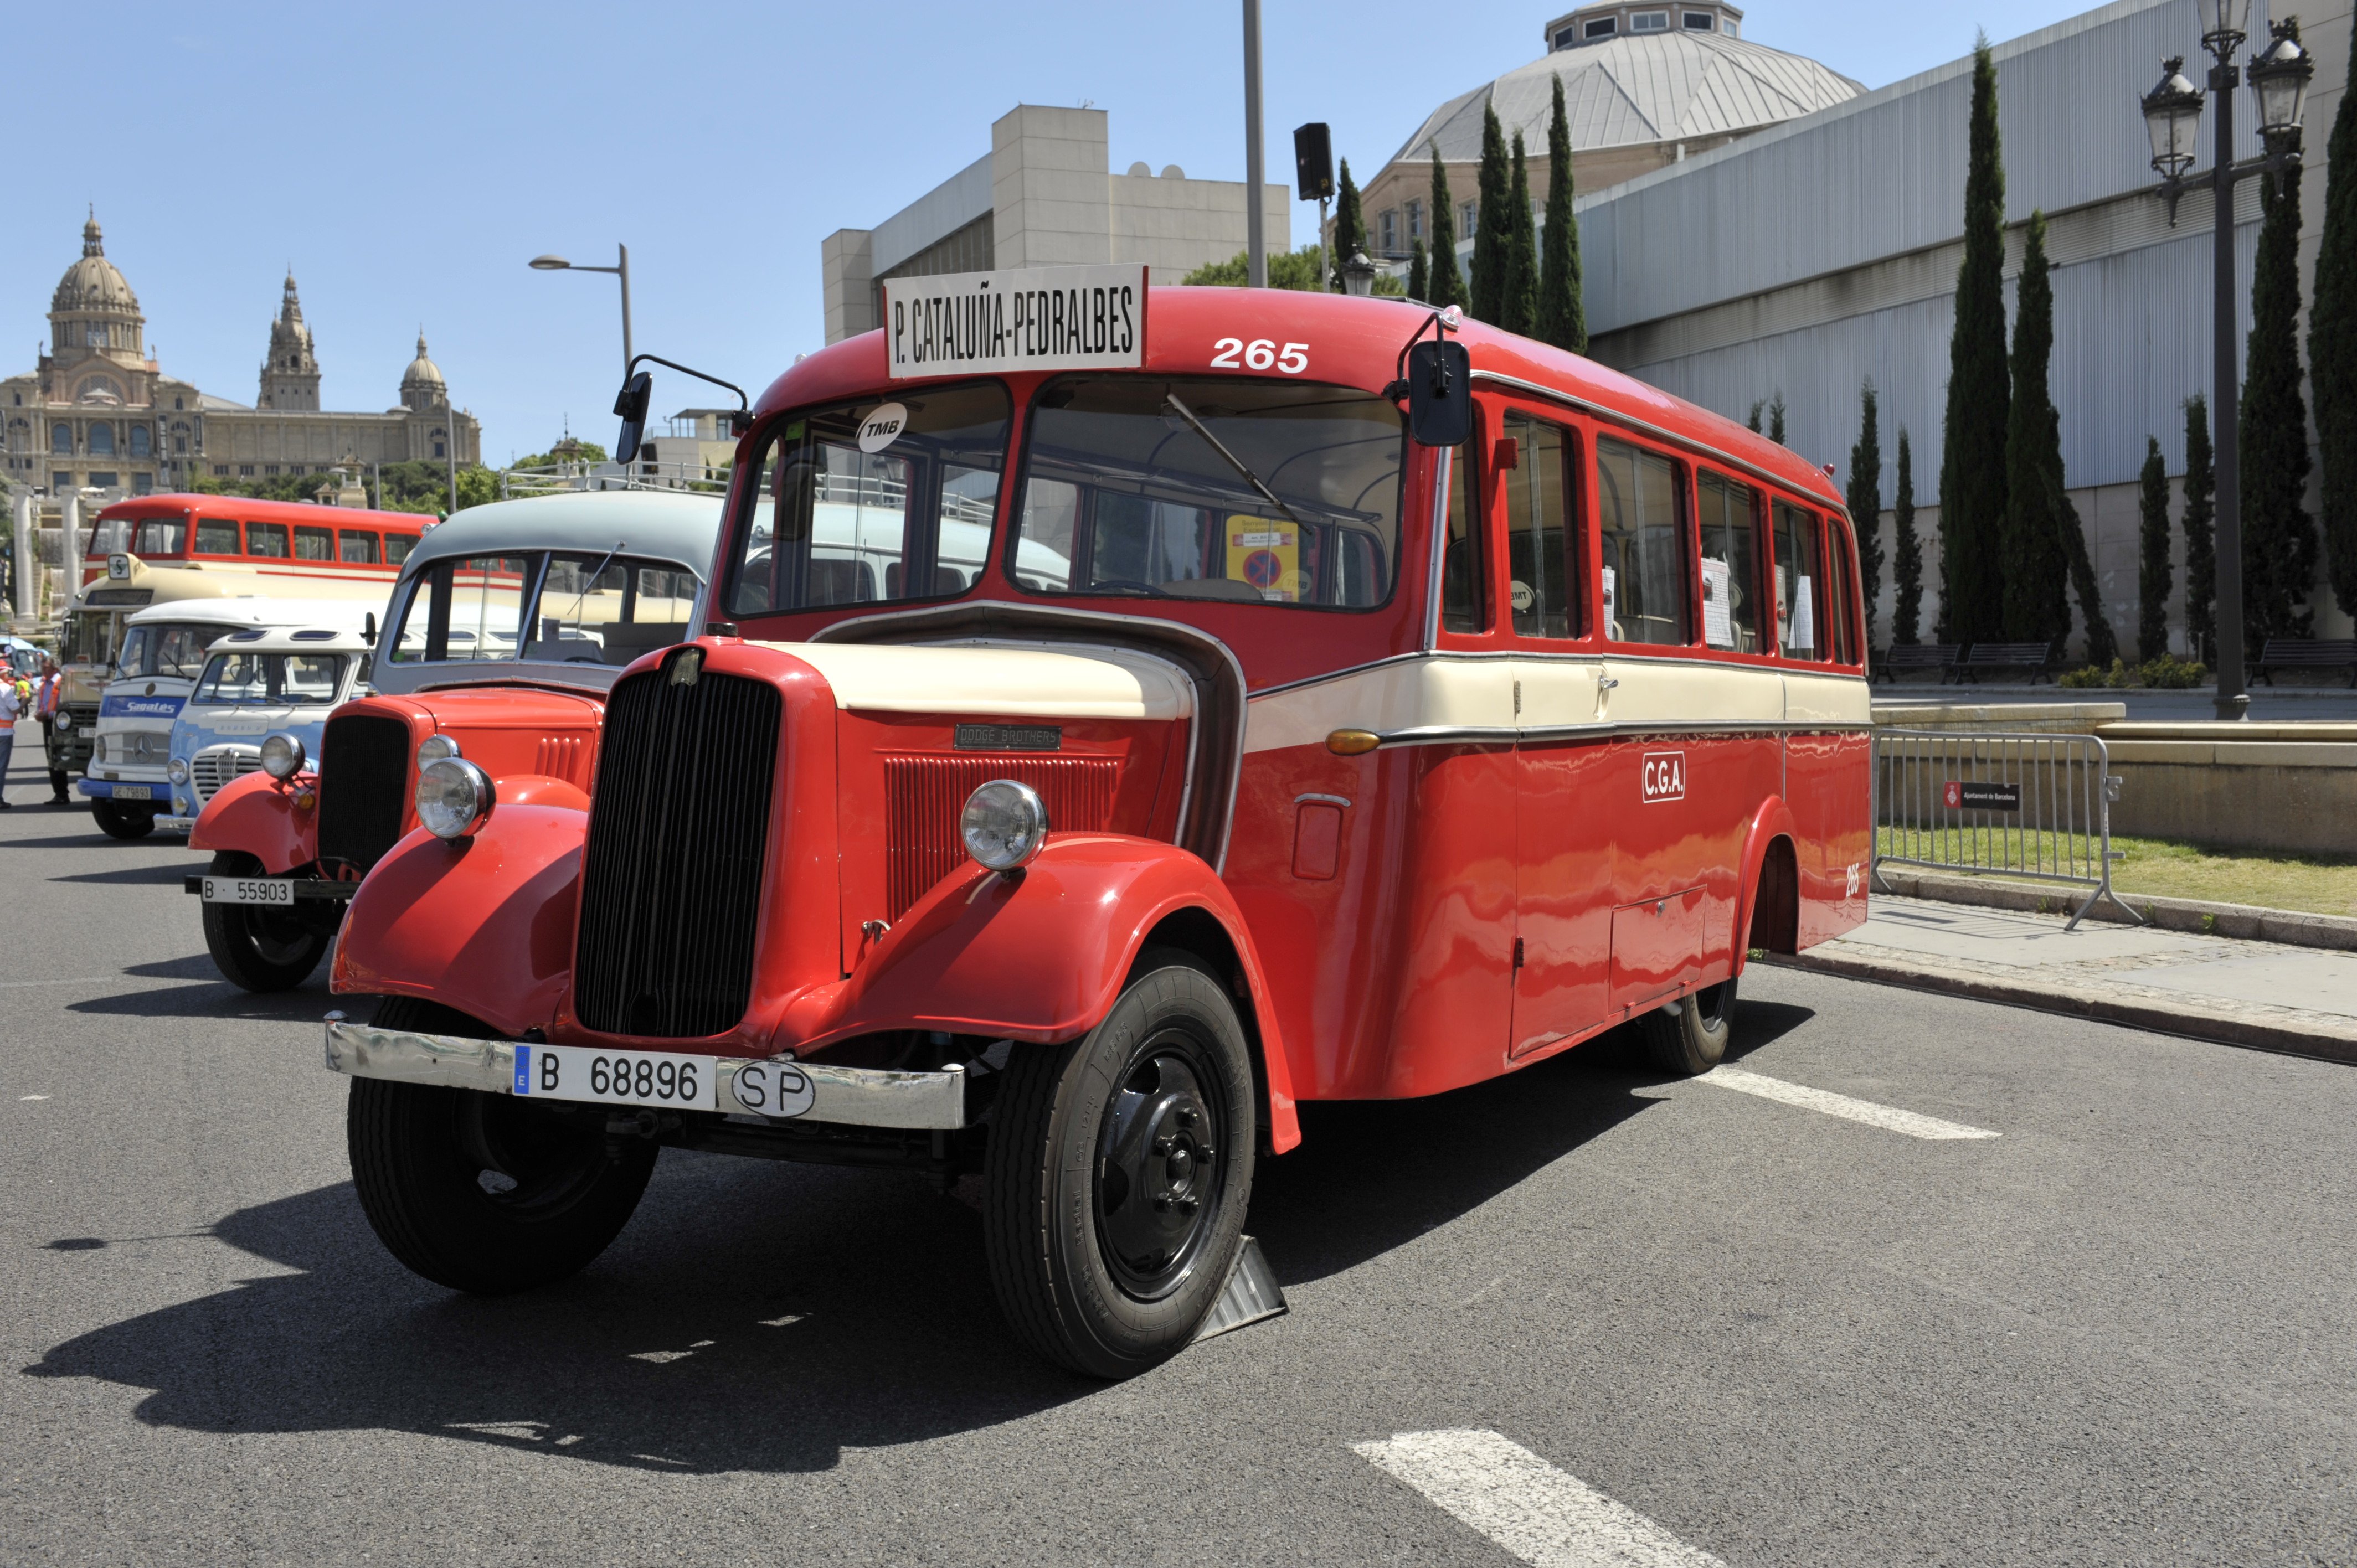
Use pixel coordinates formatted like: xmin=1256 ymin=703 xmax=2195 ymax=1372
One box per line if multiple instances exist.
xmin=1641 ymin=976 xmax=1738 ymax=1076
xmin=347 ymin=996 xmax=657 ymax=1294
xmin=200 ymin=851 xmax=330 ymax=992
xmin=91 ymin=800 xmax=155 ymax=839
xmin=984 ymin=950 xmax=1257 ymax=1379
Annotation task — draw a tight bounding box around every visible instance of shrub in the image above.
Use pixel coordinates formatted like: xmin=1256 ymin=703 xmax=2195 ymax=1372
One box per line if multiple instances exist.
xmin=2138 ymin=653 xmax=2209 ymax=688
xmin=2057 ymin=664 xmax=2110 ymax=688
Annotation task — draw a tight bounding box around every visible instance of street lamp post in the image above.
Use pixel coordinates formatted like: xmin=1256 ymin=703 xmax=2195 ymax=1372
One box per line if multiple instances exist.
xmin=1342 ymin=249 xmax=1377 ymax=297
xmin=2141 ymin=3 xmax=2314 ymax=720
xmin=528 ymin=245 xmax=634 ymax=384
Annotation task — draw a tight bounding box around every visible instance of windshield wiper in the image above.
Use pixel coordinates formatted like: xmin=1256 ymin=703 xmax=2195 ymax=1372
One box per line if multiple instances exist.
xmin=1160 ymin=394 xmax=1306 ymax=532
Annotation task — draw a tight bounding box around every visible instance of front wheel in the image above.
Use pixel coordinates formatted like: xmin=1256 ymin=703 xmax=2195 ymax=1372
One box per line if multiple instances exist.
xmin=1641 ymin=976 xmax=1738 ymax=1076
xmin=200 ymin=852 xmax=330 ymax=991
xmin=347 ymin=998 xmax=657 ymax=1294
xmin=984 ymin=950 xmax=1257 ymax=1379
xmin=91 ymin=800 xmax=155 ymax=839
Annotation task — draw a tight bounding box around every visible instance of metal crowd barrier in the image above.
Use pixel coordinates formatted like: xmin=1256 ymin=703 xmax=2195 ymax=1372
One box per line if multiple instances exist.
xmin=1872 ymin=728 xmax=2141 ymax=930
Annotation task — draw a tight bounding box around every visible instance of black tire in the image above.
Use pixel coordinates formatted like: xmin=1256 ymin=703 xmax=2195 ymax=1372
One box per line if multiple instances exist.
xmin=199 ymin=850 xmax=330 ymax=992
xmin=347 ymin=996 xmax=657 ymax=1294
xmin=1641 ymin=976 xmax=1738 ymax=1076
xmin=91 ymin=800 xmax=155 ymax=839
xmin=984 ymin=948 xmax=1257 ymax=1379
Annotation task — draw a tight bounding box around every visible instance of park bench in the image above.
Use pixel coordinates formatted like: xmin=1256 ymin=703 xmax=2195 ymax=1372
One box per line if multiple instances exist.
xmin=1959 ymin=640 xmax=2061 ymax=684
xmin=1874 ymin=643 xmax=1964 ymax=683
xmin=2252 ymin=637 xmax=2357 ymax=687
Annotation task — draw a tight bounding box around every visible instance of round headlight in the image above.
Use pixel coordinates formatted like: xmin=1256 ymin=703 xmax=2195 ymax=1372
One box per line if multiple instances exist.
xmin=415 ymin=757 xmax=495 ymax=840
xmin=166 ymin=757 xmax=189 ymax=785
xmin=960 ymin=778 xmax=1049 ymax=872
xmin=260 ymin=732 xmax=307 ymax=780
xmin=416 ymin=734 xmax=462 ymax=768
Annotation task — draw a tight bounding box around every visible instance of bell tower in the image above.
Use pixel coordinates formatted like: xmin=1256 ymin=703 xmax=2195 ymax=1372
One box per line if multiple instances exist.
xmin=259 ymin=271 xmax=321 ymax=410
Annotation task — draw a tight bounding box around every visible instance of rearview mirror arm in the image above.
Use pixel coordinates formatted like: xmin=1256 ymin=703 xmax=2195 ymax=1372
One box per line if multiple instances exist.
xmin=622 ymin=354 xmax=754 ymax=436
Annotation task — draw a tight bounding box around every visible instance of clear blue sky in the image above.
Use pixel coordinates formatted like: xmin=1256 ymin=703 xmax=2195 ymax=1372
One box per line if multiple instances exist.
xmin=1 ymin=0 xmax=2097 ymax=463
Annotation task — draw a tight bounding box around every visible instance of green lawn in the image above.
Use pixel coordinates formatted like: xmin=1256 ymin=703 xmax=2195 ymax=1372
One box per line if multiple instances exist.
xmin=1876 ymin=828 xmax=2357 ymax=917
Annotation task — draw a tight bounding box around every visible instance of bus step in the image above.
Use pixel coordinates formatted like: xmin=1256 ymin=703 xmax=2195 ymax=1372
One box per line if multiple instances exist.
xmin=1193 ymin=1235 xmax=1288 ymax=1344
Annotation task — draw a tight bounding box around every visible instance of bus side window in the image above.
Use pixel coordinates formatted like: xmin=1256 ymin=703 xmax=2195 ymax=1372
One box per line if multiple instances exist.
xmin=294 ymin=526 xmax=333 ymax=561
xmin=194 ymin=519 xmax=239 ymax=555
xmin=384 ymin=534 xmax=414 ymax=566
xmin=1696 ymin=470 xmax=1762 ymax=653
xmin=1826 ymin=516 xmax=1860 ymax=665
xmin=1440 ymin=420 xmax=1488 ymax=634
xmin=1771 ymin=501 xmax=1823 ymax=659
xmin=338 ymin=530 xmax=379 ymax=564
xmin=1504 ymin=413 xmax=1581 ymax=639
xmin=247 ymin=522 xmax=290 ymax=559
xmin=1596 ymin=436 xmax=1689 ymax=646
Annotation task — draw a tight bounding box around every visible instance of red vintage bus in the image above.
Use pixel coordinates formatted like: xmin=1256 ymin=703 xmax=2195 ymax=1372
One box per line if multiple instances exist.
xmin=321 ymin=281 xmax=1870 ymax=1378
xmin=78 ymin=493 xmax=430 ymax=590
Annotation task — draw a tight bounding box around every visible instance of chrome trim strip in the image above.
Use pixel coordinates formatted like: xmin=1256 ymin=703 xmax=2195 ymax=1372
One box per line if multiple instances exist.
xmin=322 ymin=1020 xmax=970 ymax=1130
xmin=1247 ymin=644 xmax=1869 ymax=700
xmin=1293 ymin=792 xmax=1352 ymax=807
xmin=1377 ymin=719 xmax=1874 ymax=747
xmin=1423 ymin=444 xmax=1453 ymax=652
xmin=1471 ymin=369 xmax=1850 ymax=516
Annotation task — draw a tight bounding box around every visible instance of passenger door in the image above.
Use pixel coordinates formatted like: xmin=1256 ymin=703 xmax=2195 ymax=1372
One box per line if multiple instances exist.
xmin=1502 ymin=411 xmax=1612 ymax=1056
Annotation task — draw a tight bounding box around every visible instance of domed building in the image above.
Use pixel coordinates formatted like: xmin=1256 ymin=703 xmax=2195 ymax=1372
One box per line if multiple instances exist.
xmin=1 ymin=213 xmax=480 ymax=502
xmin=1359 ymin=2 xmax=1863 ymax=264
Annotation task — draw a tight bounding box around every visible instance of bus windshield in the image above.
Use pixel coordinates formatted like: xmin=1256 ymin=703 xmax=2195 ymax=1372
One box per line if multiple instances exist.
xmin=194 ymin=651 xmax=347 ymax=705
xmin=1011 ymin=376 xmax=1402 ymax=608
xmin=115 ymin=621 xmax=226 ymax=680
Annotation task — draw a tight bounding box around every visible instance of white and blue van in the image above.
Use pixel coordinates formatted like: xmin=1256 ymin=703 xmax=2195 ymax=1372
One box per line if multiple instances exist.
xmin=158 ymin=625 xmax=374 ymax=833
xmin=81 ymin=597 xmax=377 ymax=839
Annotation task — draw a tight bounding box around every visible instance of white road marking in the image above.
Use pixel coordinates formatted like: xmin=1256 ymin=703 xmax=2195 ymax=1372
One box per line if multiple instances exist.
xmin=1697 ymin=1066 xmax=1999 ymax=1141
xmin=1354 ymin=1428 xmax=1727 ymax=1568
xmin=20 ymin=1095 xmax=50 ymax=1101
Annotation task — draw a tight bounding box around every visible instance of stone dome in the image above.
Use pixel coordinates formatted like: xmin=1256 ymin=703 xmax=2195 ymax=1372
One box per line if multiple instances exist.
xmin=400 ymin=331 xmax=446 ymax=410
xmin=51 ymin=213 xmax=140 ymax=318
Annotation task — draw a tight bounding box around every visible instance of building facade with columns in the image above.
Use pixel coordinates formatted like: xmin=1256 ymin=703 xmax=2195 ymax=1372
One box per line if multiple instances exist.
xmin=0 ymin=214 xmax=480 ymax=504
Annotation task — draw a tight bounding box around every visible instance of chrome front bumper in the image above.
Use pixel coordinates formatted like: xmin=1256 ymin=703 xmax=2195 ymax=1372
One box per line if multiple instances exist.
xmin=321 ymin=1017 xmax=970 ymax=1130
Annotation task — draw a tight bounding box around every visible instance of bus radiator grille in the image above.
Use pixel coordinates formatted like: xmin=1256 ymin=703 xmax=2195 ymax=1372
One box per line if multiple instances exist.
xmin=317 ymin=713 xmax=413 ymax=874
xmin=190 ymin=745 xmax=262 ymax=804
xmin=882 ymin=755 xmax=1119 ymax=921
xmin=573 ymin=664 xmax=781 ymax=1040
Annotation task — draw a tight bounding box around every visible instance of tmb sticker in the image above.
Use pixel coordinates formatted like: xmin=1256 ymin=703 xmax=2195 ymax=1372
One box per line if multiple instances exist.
xmin=1640 ymin=751 xmax=1686 ymax=803
xmin=1944 ymin=780 xmax=2020 ymax=812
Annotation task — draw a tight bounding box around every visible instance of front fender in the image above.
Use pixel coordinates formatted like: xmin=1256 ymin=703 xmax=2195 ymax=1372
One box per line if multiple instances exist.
xmin=189 ymin=769 xmax=317 ymax=873
xmin=330 ymin=805 xmax=586 ymax=1038
xmin=779 ymin=833 xmax=1299 ymax=1152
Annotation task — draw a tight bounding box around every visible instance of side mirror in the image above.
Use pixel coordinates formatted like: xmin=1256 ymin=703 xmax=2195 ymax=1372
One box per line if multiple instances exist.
xmin=363 ymin=611 xmax=377 ymax=646
xmin=1406 ymin=340 xmax=1472 ymax=447
xmin=613 ymin=371 xmax=653 ymax=464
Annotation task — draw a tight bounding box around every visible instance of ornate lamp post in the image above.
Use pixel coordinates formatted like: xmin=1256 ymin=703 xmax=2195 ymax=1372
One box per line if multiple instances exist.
xmin=1342 ymin=249 xmax=1378 ymax=297
xmin=2141 ymin=4 xmax=2313 ymax=719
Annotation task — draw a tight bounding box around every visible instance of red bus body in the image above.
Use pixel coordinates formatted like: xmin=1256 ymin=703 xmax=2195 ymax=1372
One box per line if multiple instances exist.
xmin=334 ymin=288 xmax=1870 ymax=1138
xmin=78 ymin=493 xmax=429 ymax=591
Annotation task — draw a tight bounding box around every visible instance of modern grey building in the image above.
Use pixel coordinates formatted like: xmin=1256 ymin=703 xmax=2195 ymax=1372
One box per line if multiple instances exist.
xmin=820 ymin=104 xmax=1290 ymax=345
xmin=1571 ymin=0 xmax=2352 ymax=650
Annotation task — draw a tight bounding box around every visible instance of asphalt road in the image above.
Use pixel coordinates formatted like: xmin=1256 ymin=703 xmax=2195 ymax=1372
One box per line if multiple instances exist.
xmin=6 ymin=761 xmax=2356 ymax=1566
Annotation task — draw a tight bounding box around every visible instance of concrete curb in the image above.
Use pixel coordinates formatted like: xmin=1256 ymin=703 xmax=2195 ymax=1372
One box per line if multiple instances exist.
xmin=1870 ymin=868 xmax=2357 ymax=953
xmin=1765 ymin=947 xmax=2357 ymax=1066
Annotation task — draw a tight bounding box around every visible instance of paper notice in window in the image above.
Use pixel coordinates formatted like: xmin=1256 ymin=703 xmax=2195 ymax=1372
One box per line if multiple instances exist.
xmin=1601 ymin=565 xmax=1616 ymax=627
xmin=1701 ymin=556 xmax=1732 ymax=647
xmin=1792 ymin=574 xmax=1815 ymax=653
xmin=1226 ymin=517 xmax=1300 ymax=602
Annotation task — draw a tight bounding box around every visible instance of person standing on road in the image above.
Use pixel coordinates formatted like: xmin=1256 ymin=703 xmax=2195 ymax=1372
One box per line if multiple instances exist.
xmin=34 ymin=657 xmax=68 ymax=804
xmin=0 ymin=670 xmax=21 ymax=810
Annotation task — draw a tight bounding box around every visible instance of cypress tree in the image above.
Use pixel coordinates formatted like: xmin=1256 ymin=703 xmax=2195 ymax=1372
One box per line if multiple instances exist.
xmin=2057 ymin=481 xmax=2117 ymax=666
xmin=2243 ymin=106 xmax=2319 ymax=649
xmin=2183 ymin=394 xmax=2216 ymax=662
xmin=1939 ymin=35 xmax=2010 ymax=645
xmin=1470 ymin=102 xmax=1510 ymax=322
xmin=1767 ymin=394 xmax=1786 ymax=446
xmin=2138 ymin=436 xmax=2173 ymax=659
xmin=1746 ymin=401 xmax=1764 ymax=434
xmin=2313 ymin=58 xmax=2357 ymax=616
xmin=1501 ymin=132 xmax=1539 ymax=336
xmin=1427 ymin=146 xmax=1465 ymax=309
xmin=1408 ymin=239 xmax=1428 ymax=303
xmin=1331 ymin=158 xmax=1368 ymax=292
xmin=1848 ymin=379 xmax=1885 ymax=649
xmin=2001 ymin=209 xmax=2071 ymax=642
xmin=1536 ymin=73 xmax=1586 ymax=353
xmin=1893 ymin=427 xmax=1923 ymax=646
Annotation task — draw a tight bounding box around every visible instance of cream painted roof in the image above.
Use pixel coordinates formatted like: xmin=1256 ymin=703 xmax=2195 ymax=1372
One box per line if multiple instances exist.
xmin=1389 ymin=30 xmax=1863 ymax=164
xmin=775 ymin=641 xmax=1195 ymax=722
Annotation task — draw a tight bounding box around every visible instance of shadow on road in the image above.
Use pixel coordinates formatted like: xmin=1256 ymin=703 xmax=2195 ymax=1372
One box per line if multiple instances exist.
xmin=49 ymin=861 xmax=200 ymax=886
xmin=25 ymin=994 xmax=1816 ymax=1474
xmin=65 ymin=958 xmax=336 ymax=1022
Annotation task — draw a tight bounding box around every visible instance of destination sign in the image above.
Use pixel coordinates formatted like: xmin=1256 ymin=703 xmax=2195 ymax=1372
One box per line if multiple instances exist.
xmin=882 ymin=264 xmax=1146 ymax=380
